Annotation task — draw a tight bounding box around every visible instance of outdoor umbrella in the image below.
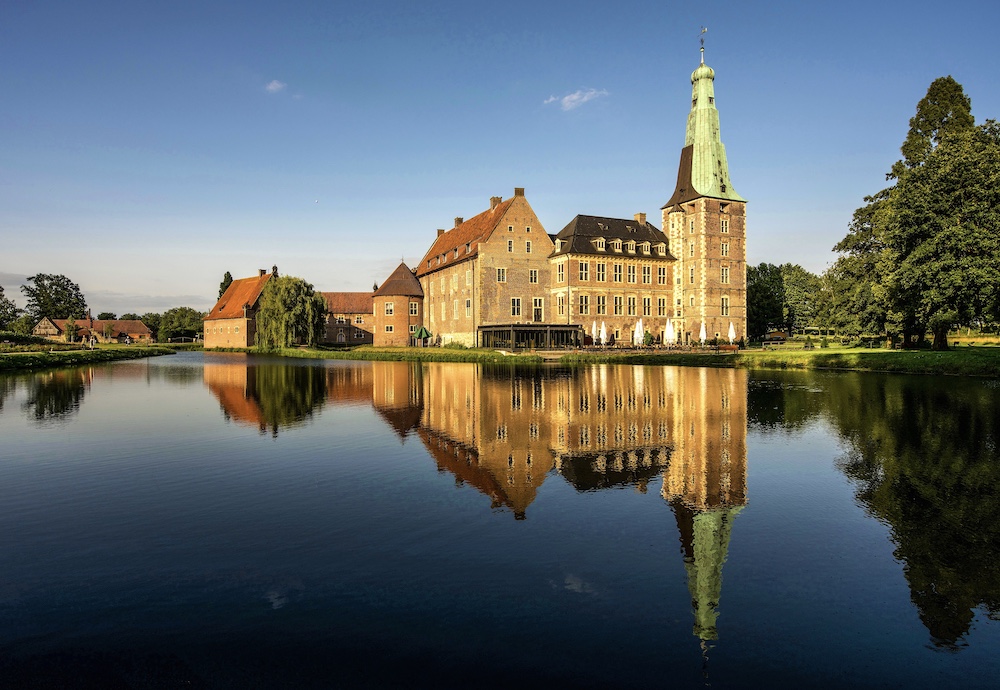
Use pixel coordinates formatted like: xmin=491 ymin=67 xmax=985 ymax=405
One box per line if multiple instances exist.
xmin=591 ymin=321 xmax=597 ymax=345
xmin=599 ymin=322 xmax=607 ymax=346
xmin=699 ymin=321 xmax=707 ymax=344
xmin=728 ymin=321 xmax=736 ymax=344
xmin=633 ymin=320 xmax=642 ymax=346
xmin=666 ymin=319 xmax=675 ymax=344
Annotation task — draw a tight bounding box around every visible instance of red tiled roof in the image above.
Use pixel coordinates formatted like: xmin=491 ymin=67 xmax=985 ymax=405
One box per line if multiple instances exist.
xmin=374 ymin=262 xmax=424 ymax=297
xmin=52 ymin=318 xmax=152 ymax=336
xmin=322 ymin=291 xmax=373 ymax=314
xmin=415 ymin=198 xmax=515 ymax=277
xmin=205 ymin=273 xmax=271 ymax=321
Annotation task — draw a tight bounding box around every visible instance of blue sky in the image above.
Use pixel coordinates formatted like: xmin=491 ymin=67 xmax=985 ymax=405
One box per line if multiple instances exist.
xmin=2 ymin=0 xmax=998 ymax=315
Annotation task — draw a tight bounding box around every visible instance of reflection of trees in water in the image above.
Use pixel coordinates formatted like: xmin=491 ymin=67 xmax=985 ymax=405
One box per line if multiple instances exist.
xmin=249 ymin=364 xmax=327 ymax=436
xmin=751 ymin=370 xmax=1000 ymax=648
xmin=23 ymin=369 xmax=89 ymax=423
xmin=0 ymin=375 xmax=16 ymax=413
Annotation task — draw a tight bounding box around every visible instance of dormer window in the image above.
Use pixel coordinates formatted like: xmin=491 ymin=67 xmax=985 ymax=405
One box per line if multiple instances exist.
xmin=611 ymin=239 xmax=622 ymax=252
xmin=641 ymin=242 xmax=650 ymax=255
xmin=625 ymin=240 xmax=636 ymax=253
xmin=465 ymin=243 xmax=471 ymax=253
xmin=657 ymin=243 xmax=667 ymax=256
xmin=555 ymin=239 xmax=564 ymax=252
xmin=593 ymin=238 xmax=606 ymax=251
xmin=454 ymin=248 xmax=459 ymax=259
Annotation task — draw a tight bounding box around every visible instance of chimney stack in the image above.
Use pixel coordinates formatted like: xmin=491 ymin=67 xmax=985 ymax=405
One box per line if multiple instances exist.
xmin=490 ymin=196 xmax=502 ymax=209
xmin=259 ymin=269 xmax=266 ymax=276
xmin=437 ymin=228 xmax=446 ymax=237
xmin=514 ymin=187 xmax=525 ymax=197
xmin=634 ymin=212 xmax=647 ymax=225
xmin=454 ymin=217 xmax=464 ymax=227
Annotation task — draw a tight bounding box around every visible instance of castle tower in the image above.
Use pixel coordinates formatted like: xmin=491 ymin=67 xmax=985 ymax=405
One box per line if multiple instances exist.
xmin=662 ymin=43 xmax=747 ymax=344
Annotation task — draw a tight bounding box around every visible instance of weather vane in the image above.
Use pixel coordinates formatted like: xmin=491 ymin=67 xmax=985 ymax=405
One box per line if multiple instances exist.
xmin=700 ymin=26 xmax=707 ymax=63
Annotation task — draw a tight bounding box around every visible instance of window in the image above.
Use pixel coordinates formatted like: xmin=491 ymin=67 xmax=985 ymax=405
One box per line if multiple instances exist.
xmin=508 ymin=239 xmax=513 ymax=253
xmin=385 ymin=325 xmax=394 ymax=332
xmin=657 ymin=297 xmax=666 ymax=316
xmin=336 ymin=315 xmax=346 ymax=324
xmin=690 ymin=219 xmax=695 ymax=233
xmin=690 ymin=295 xmax=695 ymax=306
xmin=578 ymin=295 xmax=589 ymax=315
xmin=642 ymin=297 xmax=651 ymax=316
xmin=525 ymin=240 xmax=532 ymax=253
xmin=451 ymin=274 xmax=458 ymax=290
xmin=595 ymin=238 xmax=606 ymax=251
xmin=627 ymin=265 xmax=636 ymax=283
xmin=557 ymin=264 xmax=565 ymax=282
xmin=355 ymin=315 xmax=364 ymax=323
xmin=579 ymin=262 xmax=589 ymax=281
xmin=454 ymin=300 xmax=459 ymax=318
xmin=596 ymin=295 xmax=606 ymax=315
xmin=690 ymin=266 xmax=695 ymax=284
xmin=613 ymin=264 xmax=622 ymax=282
xmin=511 ymin=298 xmax=521 ymax=317
xmin=533 ymin=298 xmax=543 ymax=321
xmin=497 ymin=268 xmax=507 ymax=282
xmin=721 ymin=266 xmax=730 ymax=284
xmin=508 ymin=225 xmax=513 ymax=232
xmin=466 ymin=299 xmax=471 ymax=317
xmin=385 ymin=302 xmax=394 ymax=316
xmin=689 ymin=242 xmax=695 ymax=257
xmin=529 ymin=269 xmax=538 ymax=284
xmin=612 ymin=239 xmax=622 ymax=252
xmin=596 ymin=263 xmax=606 ymax=282
xmin=355 ymin=328 xmax=364 ymax=339
xmin=441 ymin=303 xmax=446 ymax=319
xmin=626 ymin=241 xmax=636 ymax=254
xmin=466 ymin=269 xmax=472 ymax=285
xmin=721 ymin=242 xmax=729 ymax=257
xmin=454 ymin=248 xmax=459 ymax=259
xmin=657 ymin=243 xmax=667 ymax=256
xmin=627 ymin=297 xmax=636 ymax=316
xmin=721 ymin=218 xmax=730 ymax=233
xmin=614 ymin=296 xmax=622 ymax=315
xmin=465 ymin=243 xmax=471 ymax=254
xmin=557 ymin=295 xmax=565 ymax=316
xmin=409 ymin=301 xmax=418 ymax=316
xmin=721 ymin=296 xmax=730 ymax=316
xmin=657 ymin=266 xmax=666 ymax=285
xmin=525 ymin=226 xmax=531 ymax=233
xmin=642 ymin=266 xmax=651 ymax=284
xmin=641 ymin=242 xmax=650 ymax=255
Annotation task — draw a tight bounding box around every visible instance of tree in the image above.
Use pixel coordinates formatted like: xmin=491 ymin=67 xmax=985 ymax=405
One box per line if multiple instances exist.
xmin=255 ymin=276 xmax=327 ymax=351
xmin=747 ymin=263 xmax=784 ymax=339
xmin=883 ymin=121 xmax=1000 ymax=349
xmin=780 ymin=264 xmax=822 ymax=334
xmin=120 ymin=313 xmax=140 ymax=320
xmin=141 ymin=312 xmax=162 ymax=340
xmin=97 ymin=311 xmax=116 ymax=320
xmin=64 ymin=316 xmax=78 ymax=342
xmin=20 ymin=274 xmax=88 ymax=320
xmin=219 ymin=271 xmax=233 ymax=299
xmin=158 ymin=307 xmax=205 ymax=342
xmin=0 ymin=286 xmax=20 ymax=330
xmin=8 ymin=313 xmax=35 ymax=336
xmin=893 ymin=76 xmax=974 ymax=177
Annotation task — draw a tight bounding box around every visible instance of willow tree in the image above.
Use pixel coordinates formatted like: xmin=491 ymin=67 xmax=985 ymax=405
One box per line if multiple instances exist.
xmin=255 ymin=275 xmax=327 ymax=351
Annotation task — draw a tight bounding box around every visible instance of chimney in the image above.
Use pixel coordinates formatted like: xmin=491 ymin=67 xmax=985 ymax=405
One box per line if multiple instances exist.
xmin=437 ymin=228 xmax=446 ymax=237
xmin=272 ymin=265 xmax=278 ymax=276
xmin=634 ymin=212 xmax=647 ymax=225
xmin=259 ymin=269 xmax=266 ymax=276
xmin=490 ymin=196 xmax=502 ymax=209
xmin=454 ymin=217 xmax=464 ymax=227
xmin=514 ymin=187 xmax=525 ymax=197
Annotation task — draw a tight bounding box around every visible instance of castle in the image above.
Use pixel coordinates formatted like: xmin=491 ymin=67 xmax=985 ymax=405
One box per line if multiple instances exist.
xmin=205 ymin=51 xmax=746 ymax=350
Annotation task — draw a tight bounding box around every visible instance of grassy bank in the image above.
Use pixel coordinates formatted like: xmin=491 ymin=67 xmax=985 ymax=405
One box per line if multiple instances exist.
xmin=561 ymin=345 xmax=1000 ymax=377
xmin=0 ymin=346 xmax=176 ymax=371
xmin=205 ymin=345 xmax=543 ymax=364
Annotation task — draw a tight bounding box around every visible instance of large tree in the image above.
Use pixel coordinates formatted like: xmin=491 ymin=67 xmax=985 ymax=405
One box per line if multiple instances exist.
xmin=255 ymin=276 xmax=327 ymax=351
xmin=0 ymin=286 xmax=20 ymax=330
xmin=97 ymin=311 xmax=116 ymax=320
xmin=780 ymin=263 xmax=822 ymax=334
xmin=158 ymin=307 xmax=205 ymax=342
xmin=219 ymin=271 xmax=233 ymax=299
xmin=746 ymin=263 xmax=785 ymax=339
xmin=20 ymin=274 xmax=88 ymax=321
xmin=141 ymin=312 xmax=162 ymax=340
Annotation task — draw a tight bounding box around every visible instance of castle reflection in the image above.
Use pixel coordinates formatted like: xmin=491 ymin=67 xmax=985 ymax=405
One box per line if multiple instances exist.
xmin=204 ymin=357 xmax=748 ymax=643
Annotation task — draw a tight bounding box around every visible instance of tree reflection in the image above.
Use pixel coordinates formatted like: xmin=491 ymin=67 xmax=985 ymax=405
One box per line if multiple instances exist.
xmin=750 ymin=370 xmax=1000 ymax=648
xmin=23 ymin=368 xmax=90 ymax=423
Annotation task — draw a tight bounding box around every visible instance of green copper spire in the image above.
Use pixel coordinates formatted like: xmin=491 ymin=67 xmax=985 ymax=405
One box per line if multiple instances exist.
xmin=665 ymin=45 xmax=745 ymax=205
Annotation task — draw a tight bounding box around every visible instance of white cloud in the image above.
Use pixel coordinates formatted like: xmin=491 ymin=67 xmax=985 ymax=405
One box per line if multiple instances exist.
xmin=265 ymin=80 xmax=287 ymax=94
xmin=544 ymin=88 xmax=609 ymax=111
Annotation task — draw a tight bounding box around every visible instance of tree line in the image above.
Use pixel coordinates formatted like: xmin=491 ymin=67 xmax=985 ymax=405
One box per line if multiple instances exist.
xmin=748 ymin=76 xmax=999 ymax=348
xmin=0 ymin=274 xmax=205 ymax=342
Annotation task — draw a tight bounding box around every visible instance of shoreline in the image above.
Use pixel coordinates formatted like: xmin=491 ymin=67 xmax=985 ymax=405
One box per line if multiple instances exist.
xmin=0 ymin=346 xmax=177 ymax=372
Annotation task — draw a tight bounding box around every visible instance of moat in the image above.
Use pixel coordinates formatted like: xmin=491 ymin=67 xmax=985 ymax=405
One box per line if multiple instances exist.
xmin=1 ymin=353 xmax=998 ymax=688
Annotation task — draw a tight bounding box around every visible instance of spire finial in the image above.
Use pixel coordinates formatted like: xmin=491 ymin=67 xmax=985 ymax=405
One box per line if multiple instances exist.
xmin=699 ymin=26 xmax=707 ymax=64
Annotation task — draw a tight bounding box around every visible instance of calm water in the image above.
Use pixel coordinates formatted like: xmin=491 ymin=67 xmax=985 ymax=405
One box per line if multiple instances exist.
xmin=1 ymin=352 xmax=998 ymax=688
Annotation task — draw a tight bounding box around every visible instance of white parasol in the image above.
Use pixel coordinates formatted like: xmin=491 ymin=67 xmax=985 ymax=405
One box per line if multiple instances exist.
xmin=591 ymin=321 xmax=597 ymax=345
xmin=666 ymin=319 xmax=675 ymax=344
xmin=728 ymin=321 xmax=736 ymax=344
xmin=699 ymin=321 xmax=707 ymax=344
xmin=599 ymin=321 xmax=607 ymax=346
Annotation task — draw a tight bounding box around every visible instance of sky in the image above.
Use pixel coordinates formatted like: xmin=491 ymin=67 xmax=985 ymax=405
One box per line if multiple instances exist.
xmin=2 ymin=0 xmax=998 ymax=315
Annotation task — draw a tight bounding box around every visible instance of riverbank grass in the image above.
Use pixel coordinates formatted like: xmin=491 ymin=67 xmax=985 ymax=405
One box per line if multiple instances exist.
xmin=0 ymin=346 xmax=176 ymax=371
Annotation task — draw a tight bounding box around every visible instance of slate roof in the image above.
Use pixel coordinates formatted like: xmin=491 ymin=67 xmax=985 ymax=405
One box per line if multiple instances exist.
xmin=549 ymin=215 xmax=674 ymax=259
xmin=374 ymin=262 xmax=423 ymax=297
xmin=205 ymin=273 xmax=271 ymax=321
xmin=415 ymin=198 xmax=515 ymax=277
xmin=322 ymin=291 xmax=373 ymax=314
